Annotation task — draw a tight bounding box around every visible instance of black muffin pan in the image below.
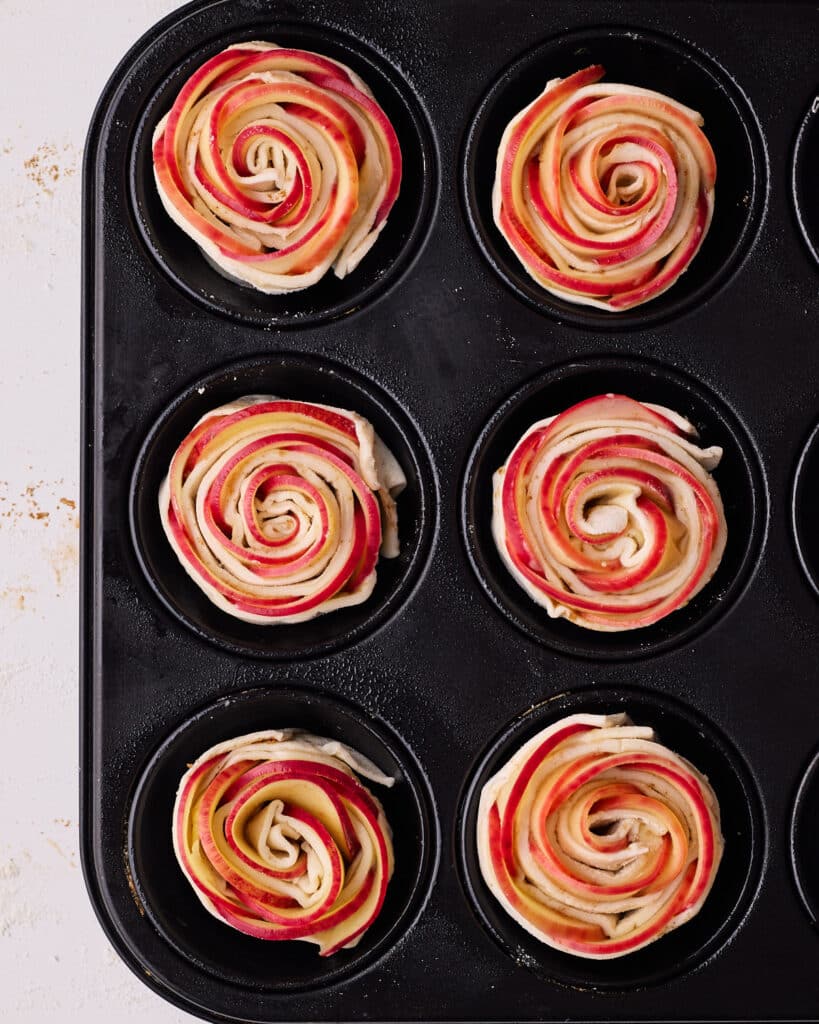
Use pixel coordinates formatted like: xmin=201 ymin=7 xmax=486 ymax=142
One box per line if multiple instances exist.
xmin=80 ymin=1 xmax=819 ymax=1021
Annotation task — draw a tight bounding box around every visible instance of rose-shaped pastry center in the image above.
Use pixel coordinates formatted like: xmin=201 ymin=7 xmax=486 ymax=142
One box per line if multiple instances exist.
xmin=173 ymin=729 xmax=395 ymax=954
xmin=492 ymin=393 xmax=727 ymax=631
xmin=476 ymin=712 xmax=723 ymax=959
xmin=493 ymin=65 xmax=716 ymax=311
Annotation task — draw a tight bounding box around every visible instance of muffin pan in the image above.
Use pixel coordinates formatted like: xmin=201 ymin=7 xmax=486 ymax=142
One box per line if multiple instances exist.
xmin=81 ymin=1 xmax=819 ymax=1022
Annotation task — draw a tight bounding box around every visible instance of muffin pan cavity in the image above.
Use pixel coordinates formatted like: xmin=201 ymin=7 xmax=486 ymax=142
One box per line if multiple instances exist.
xmin=130 ymin=21 xmax=438 ymax=328
xmin=127 ymin=687 xmax=438 ymax=993
xmin=791 ymin=418 xmax=819 ymax=599
xmin=130 ymin=353 xmax=437 ymax=660
xmin=462 ymin=356 xmax=766 ymax=660
xmin=462 ymin=25 xmax=767 ymax=330
xmin=457 ymin=686 xmax=765 ymax=991
xmin=793 ymin=93 xmax=819 ymax=267
xmin=790 ymin=745 xmax=819 ymax=926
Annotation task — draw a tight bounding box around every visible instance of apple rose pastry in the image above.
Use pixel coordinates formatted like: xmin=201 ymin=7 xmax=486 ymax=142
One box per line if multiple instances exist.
xmin=152 ymin=42 xmax=401 ymax=293
xmin=173 ymin=730 xmax=394 ymax=954
xmin=492 ymin=393 xmax=727 ymax=631
xmin=493 ymin=65 xmax=716 ymax=310
xmin=159 ymin=396 xmax=406 ymax=623
xmin=477 ymin=713 xmax=723 ymax=959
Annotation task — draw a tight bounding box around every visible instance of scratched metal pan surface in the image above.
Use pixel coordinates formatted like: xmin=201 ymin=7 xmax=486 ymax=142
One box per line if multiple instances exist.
xmin=81 ymin=0 xmax=819 ymax=1021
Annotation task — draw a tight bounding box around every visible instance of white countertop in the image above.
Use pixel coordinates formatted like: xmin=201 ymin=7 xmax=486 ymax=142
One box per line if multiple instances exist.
xmin=1 ymin=1 xmax=195 ymax=1019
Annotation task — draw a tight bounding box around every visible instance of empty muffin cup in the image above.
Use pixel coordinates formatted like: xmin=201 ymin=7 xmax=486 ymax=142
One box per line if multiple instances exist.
xmin=457 ymin=686 xmax=764 ymax=991
xmin=461 ymin=25 xmax=766 ymax=330
xmin=791 ymin=418 xmax=819 ymax=599
xmin=130 ymin=354 xmax=437 ymax=659
xmin=127 ymin=687 xmax=438 ymax=992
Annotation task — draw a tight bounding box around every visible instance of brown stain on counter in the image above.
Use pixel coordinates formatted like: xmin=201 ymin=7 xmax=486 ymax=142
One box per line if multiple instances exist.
xmin=0 ymin=481 xmax=78 ymax=529
xmin=0 ymin=586 xmax=32 ymax=611
xmin=23 ymin=143 xmax=77 ymax=197
xmin=45 ymin=838 xmax=77 ymax=870
xmin=49 ymin=535 xmax=79 ymax=590
xmin=0 ymin=482 xmax=79 ymax=607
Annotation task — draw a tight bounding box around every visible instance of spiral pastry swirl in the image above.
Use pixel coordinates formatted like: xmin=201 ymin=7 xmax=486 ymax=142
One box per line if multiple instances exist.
xmin=477 ymin=713 xmax=723 ymax=959
xmin=159 ymin=396 xmax=406 ymax=623
xmin=173 ymin=730 xmax=394 ymax=954
xmin=152 ymin=41 xmax=402 ymax=293
xmin=493 ymin=65 xmax=716 ymax=310
xmin=492 ymin=394 xmax=727 ymax=632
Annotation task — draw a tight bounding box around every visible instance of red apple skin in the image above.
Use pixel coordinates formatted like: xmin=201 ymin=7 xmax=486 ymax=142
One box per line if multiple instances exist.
xmin=305 ymin=72 xmax=402 ymax=224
